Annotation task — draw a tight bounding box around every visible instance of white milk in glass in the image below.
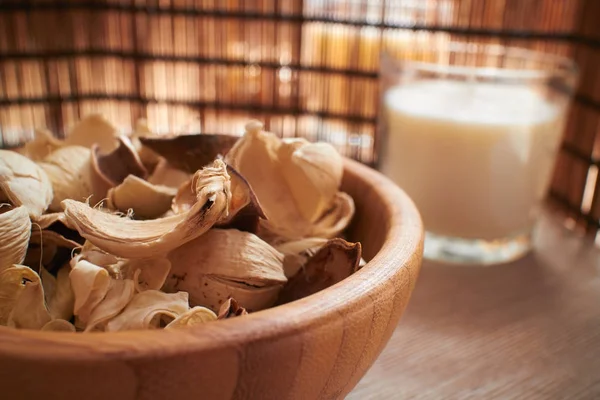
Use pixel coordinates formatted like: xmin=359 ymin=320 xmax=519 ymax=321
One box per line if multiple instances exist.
xmin=381 ymin=80 xmax=565 ymax=241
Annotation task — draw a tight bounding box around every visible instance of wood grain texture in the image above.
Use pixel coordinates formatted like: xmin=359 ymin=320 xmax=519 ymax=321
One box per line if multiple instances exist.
xmin=0 ymin=159 xmax=424 ymax=400
xmin=348 ymin=209 xmax=600 ymax=399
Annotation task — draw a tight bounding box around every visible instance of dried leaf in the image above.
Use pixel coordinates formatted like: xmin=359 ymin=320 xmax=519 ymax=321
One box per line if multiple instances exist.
xmin=64 ymin=114 xmax=120 ymax=152
xmin=91 ymin=136 xmax=148 ymax=187
xmin=139 ymin=133 xmax=239 ymax=172
xmin=0 ymin=149 xmax=53 ymax=219
xmin=107 ymin=175 xmax=176 ymax=219
xmin=0 ymin=205 xmax=31 ymax=271
xmin=62 ymin=159 xmax=231 ymax=258
xmin=106 ymin=290 xmax=189 ymax=331
xmin=85 ymin=278 xmax=135 ymax=332
xmin=165 ymin=306 xmax=217 ymax=329
xmin=278 ymin=238 xmax=362 ymax=304
xmin=69 ymin=259 xmax=111 ymax=323
xmin=147 ymin=158 xmax=191 ymax=188
xmin=217 ymin=297 xmax=248 ymax=319
xmin=41 ymin=319 xmax=76 ymax=332
xmin=164 ymin=229 xmax=286 ymax=312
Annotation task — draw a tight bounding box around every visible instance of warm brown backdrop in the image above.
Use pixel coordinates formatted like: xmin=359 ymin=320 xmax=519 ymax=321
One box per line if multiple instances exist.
xmin=0 ymin=0 xmax=599 ymax=232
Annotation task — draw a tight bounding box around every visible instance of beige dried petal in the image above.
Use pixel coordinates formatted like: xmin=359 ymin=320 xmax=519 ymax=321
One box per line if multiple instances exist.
xmin=41 ymin=319 xmax=76 ymax=332
xmin=106 ymin=290 xmax=189 ymax=331
xmin=36 ymin=212 xmax=74 ymax=230
xmin=0 ymin=205 xmax=31 ymax=271
xmin=107 ymin=175 xmax=176 ymax=219
xmin=42 ymin=265 xmax=75 ymax=321
xmin=0 ymin=265 xmax=52 ymax=329
xmin=62 ymin=159 xmax=231 ymax=258
xmin=147 ymin=158 xmax=191 ymax=189
xmin=64 ymin=114 xmax=119 ymax=152
xmin=165 ymin=306 xmax=217 ymax=329
xmin=85 ymin=278 xmax=135 ymax=332
xmin=0 ymin=149 xmax=53 ymax=219
xmin=164 ymin=229 xmax=286 ymax=312
xmin=69 ymin=259 xmax=111 ymax=323
xmin=217 ymin=297 xmax=248 ymax=319
xmin=39 ymin=146 xmax=111 ymax=212
xmin=92 ymin=136 xmax=148 ymax=187
xmin=275 ymin=238 xmax=329 ymax=278
xmin=17 ymin=128 xmax=64 ymax=161
xmin=123 ymin=257 xmax=171 ymax=292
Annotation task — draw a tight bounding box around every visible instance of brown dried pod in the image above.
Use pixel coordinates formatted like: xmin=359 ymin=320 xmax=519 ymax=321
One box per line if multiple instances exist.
xmin=64 ymin=114 xmax=120 ymax=153
xmin=0 ymin=205 xmax=32 ymax=271
xmin=139 ymin=133 xmax=239 ymax=173
xmin=0 ymin=149 xmax=53 ymax=219
xmin=217 ymin=297 xmax=248 ymax=319
xmin=106 ymin=175 xmax=176 ymax=220
xmin=277 ymin=238 xmax=362 ymax=305
xmin=62 ymin=159 xmax=231 ymax=258
xmin=92 ymin=136 xmax=148 ymax=187
xmin=164 ymin=229 xmax=287 ymax=312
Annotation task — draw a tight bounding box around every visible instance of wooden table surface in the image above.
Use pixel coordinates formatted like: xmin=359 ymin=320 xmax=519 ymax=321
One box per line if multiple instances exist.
xmin=347 ymin=211 xmax=600 ymax=399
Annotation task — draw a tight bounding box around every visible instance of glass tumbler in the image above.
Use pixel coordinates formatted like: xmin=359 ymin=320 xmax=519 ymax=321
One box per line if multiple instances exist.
xmin=377 ymin=43 xmax=578 ymax=265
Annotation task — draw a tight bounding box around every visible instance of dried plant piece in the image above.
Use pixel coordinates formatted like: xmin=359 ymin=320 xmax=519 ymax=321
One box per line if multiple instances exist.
xmin=107 ymin=175 xmax=176 ymax=219
xmin=121 ymin=257 xmax=171 ymax=292
xmin=275 ymin=238 xmax=329 ymax=278
xmin=165 ymin=306 xmax=217 ymax=329
xmin=217 ymin=297 xmax=248 ymax=319
xmin=41 ymin=319 xmax=76 ymax=332
xmin=0 ymin=205 xmax=31 ymax=271
xmin=69 ymin=258 xmax=111 ymax=323
xmin=62 ymin=159 xmax=231 ymax=258
xmin=16 ymin=128 xmax=63 ymax=161
xmin=41 ymin=265 xmax=75 ymax=321
xmin=39 ymin=145 xmax=111 ymax=211
xmin=92 ymin=136 xmax=148 ymax=187
xmin=130 ymin=119 xmax=161 ymax=171
xmin=85 ymin=278 xmax=135 ymax=332
xmin=106 ymin=290 xmax=189 ymax=331
xmin=0 ymin=265 xmax=52 ymax=329
xmin=139 ymin=133 xmax=239 ymax=172
xmin=278 ymin=238 xmax=362 ymax=304
xmin=147 ymin=158 xmax=191 ymax=189
xmin=36 ymin=212 xmax=72 ymax=230
xmin=64 ymin=114 xmax=120 ymax=153
xmin=0 ymin=149 xmax=53 ymax=219
xmin=164 ymin=229 xmax=286 ymax=312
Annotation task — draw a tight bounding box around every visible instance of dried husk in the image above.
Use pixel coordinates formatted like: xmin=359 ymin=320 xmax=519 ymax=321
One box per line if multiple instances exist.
xmin=36 ymin=212 xmax=72 ymax=230
xmin=0 ymin=205 xmax=32 ymax=271
xmin=106 ymin=290 xmax=189 ymax=331
xmin=217 ymin=297 xmax=248 ymax=319
xmin=130 ymin=119 xmax=162 ymax=171
xmin=0 ymin=265 xmax=52 ymax=329
xmin=147 ymin=158 xmax=192 ymax=189
xmin=39 ymin=145 xmax=111 ymax=211
xmin=164 ymin=229 xmax=286 ymax=312
xmin=41 ymin=265 xmax=75 ymax=321
xmin=92 ymin=136 xmax=148 ymax=187
xmin=16 ymin=128 xmax=63 ymax=161
xmin=62 ymin=159 xmax=231 ymax=258
xmin=165 ymin=306 xmax=217 ymax=329
xmin=121 ymin=257 xmax=172 ymax=292
xmin=0 ymin=149 xmax=53 ymax=219
xmin=278 ymin=238 xmax=362 ymax=304
xmin=69 ymin=258 xmax=111 ymax=323
xmin=64 ymin=114 xmax=120 ymax=153
xmin=85 ymin=278 xmax=135 ymax=332
xmin=275 ymin=237 xmax=329 ymax=278
xmin=41 ymin=319 xmax=76 ymax=332
xmin=107 ymin=175 xmax=176 ymax=219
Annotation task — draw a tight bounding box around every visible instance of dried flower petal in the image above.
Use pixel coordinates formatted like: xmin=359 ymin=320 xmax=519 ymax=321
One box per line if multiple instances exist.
xmin=147 ymin=158 xmax=191 ymax=188
xmin=92 ymin=136 xmax=148 ymax=187
xmin=165 ymin=306 xmax=217 ymax=329
xmin=217 ymin=297 xmax=248 ymax=319
xmin=69 ymin=259 xmax=111 ymax=323
xmin=107 ymin=175 xmax=176 ymax=219
xmin=41 ymin=319 xmax=76 ymax=332
xmin=0 ymin=149 xmax=53 ymax=219
xmin=64 ymin=114 xmax=120 ymax=152
xmin=106 ymin=290 xmax=189 ymax=331
xmin=85 ymin=278 xmax=135 ymax=332
xmin=62 ymin=159 xmax=231 ymax=258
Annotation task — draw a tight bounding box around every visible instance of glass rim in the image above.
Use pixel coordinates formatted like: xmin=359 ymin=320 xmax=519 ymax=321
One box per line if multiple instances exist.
xmin=380 ymin=42 xmax=579 ymax=82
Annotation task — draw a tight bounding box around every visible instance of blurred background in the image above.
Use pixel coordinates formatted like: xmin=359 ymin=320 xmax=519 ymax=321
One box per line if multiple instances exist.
xmin=0 ymin=0 xmax=599 ymax=234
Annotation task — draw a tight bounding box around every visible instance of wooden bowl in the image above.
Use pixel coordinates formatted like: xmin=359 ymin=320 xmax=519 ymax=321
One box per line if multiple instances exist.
xmin=0 ymin=159 xmax=424 ymax=400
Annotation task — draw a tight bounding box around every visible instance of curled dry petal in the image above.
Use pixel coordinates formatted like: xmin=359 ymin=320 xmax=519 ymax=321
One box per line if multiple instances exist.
xmin=92 ymin=136 xmax=148 ymax=187
xmin=61 ymin=159 xmax=231 ymax=258
xmin=275 ymin=238 xmax=329 ymax=278
xmin=139 ymin=133 xmax=239 ymax=173
xmin=0 ymin=205 xmax=31 ymax=271
xmin=69 ymin=259 xmax=111 ymax=323
xmin=85 ymin=278 xmax=135 ymax=332
xmin=0 ymin=265 xmax=51 ymax=329
xmin=64 ymin=114 xmax=120 ymax=153
xmin=16 ymin=128 xmax=63 ymax=161
xmin=0 ymin=149 xmax=53 ymax=219
xmin=36 ymin=212 xmax=73 ymax=230
xmin=41 ymin=265 xmax=75 ymax=321
xmin=39 ymin=145 xmax=111 ymax=211
xmin=164 ymin=229 xmax=286 ymax=312
xmin=165 ymin=306 xmax=217 ymax=329
xmin=217 ymin=297 xmax=248 ymax=319
xmin=122 ymin=257 xmax=172 ymax=292
xmin=106 ymin=290 xmax=189 ymax=331
xmin=41 ymin=319 xmax=76 ymax=332
xmin=107 ymin=175 xmax=176 ymax=220
xmin=278 ymin=238 xmax=362 ymax=304
xmin=147 ymin=158 xmax=191 ymax=189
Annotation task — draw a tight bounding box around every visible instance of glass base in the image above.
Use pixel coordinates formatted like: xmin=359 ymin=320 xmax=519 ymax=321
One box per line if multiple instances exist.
xmin=423 ymin=231 xmax=532 ymax=265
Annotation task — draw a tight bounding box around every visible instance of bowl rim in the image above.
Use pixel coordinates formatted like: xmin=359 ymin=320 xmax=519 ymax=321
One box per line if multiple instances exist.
xmin=0 ymin=158 xmax=424 ymax=359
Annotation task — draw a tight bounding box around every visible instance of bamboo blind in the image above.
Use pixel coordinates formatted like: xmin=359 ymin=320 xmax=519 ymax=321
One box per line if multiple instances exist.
xmin=0 ymin=0 xmax=599 ymax=232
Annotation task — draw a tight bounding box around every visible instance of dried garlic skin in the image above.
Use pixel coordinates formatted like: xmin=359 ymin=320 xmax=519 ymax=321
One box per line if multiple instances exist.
xmin=147 ymin=158 xmax=191 ymax=188
xmin=41 ymin=265 xmax=75 ymax=321
xmin=275 ymin=237 xmax=329 ymax=278
xmin=106 ymin=290 xmax=189 ymax=331
xmin=85 ymin=278 xmax=135 ymax=332
xmin=165 ymin=306 xmax=217 ymax=329
xmin=15 ymin=128 xmax=63 ymax=162
xmin=217 ymin=297 xmax=248 ymax=319
xmin=69 ymin=258 xmax=111 ymax=324
xmin=164 ymin=229 xmax=286 ymax=312
xmin=107 ymin=175 xmax=176 ymax=220
xmin=62 ymin=159 xmax=231 ymax=258
xmin=0 ymin=149 xmax=53 ymax=219
xmin=121 ymin=257 xmax=172 ymax=292
xmin=64 ymin=114 xmax=120 ymax=153
xmin=0 ymin=205 xmax=31 ymax=271
xmin=92 ymin=136 xmax=148 ymax=187
xmin=39 ymin=145 xmax=111 ymax=212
